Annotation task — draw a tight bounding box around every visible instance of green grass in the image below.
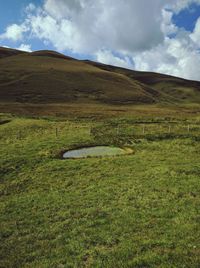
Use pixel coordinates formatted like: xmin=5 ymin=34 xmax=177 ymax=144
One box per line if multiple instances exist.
xmin=0 ymin=114 xmax=200 ymax=267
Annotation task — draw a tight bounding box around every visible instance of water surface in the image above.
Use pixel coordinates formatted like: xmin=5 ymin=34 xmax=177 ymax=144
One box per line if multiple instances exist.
xmin=63 ymin=146 xmax=131 ymax=159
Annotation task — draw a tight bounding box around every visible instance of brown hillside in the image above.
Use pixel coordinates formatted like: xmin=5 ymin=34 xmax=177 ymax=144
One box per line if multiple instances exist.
xmin=0 ymin=47 xmax=200 ymax=107
xmin=0 ymin=47 xmax=27 ymax=59
xmin=86 ymin=61 xmax=200 ymax=104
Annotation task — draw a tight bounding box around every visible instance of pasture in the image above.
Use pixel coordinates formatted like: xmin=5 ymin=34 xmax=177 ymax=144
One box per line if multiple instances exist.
xmin=0 ymin=111 xmax=200 ymax=267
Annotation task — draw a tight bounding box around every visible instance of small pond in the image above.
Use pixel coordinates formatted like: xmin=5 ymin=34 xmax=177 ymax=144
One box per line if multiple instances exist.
xmin=63 ymin=146 xmax=133 ymax=159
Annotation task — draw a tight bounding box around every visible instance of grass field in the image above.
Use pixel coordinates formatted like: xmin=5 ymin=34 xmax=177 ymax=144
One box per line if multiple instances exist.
xmin=0 ymin=110 xmax=200 ymax=267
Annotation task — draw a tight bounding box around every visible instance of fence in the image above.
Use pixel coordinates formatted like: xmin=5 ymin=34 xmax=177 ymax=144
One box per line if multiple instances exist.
xmin=1 ymin=122 xmax=200 ymax=143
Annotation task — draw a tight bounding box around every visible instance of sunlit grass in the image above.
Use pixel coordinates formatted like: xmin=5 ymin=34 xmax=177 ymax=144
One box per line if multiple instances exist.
xmin=0 ymin=114 xmax=200 ymax=267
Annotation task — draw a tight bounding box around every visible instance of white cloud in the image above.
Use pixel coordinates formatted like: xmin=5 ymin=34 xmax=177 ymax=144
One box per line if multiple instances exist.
xmin=16 ymin=44 xmax=32 ymax=52
xmin=0 ymin=0 xmax=200 ymax=80
xmin=0 ymin=24 xmax=27 ymax=42
xmin=25 ymin=3 xmax=36 ymax=13
xmin=190 ymin=17 xmax=200 ymax=46
xmin=161 ymin=9 xmax=178 ymax=35
xmin=170 ymin=0 xmax=200 ymax=12
xmin=44 ymin=0 xmax=83 ymax=19
xmin=95 ymin=50 xmax=134 ymax=69
xmin=26 ymin=0 xmax=168 ymax=54
xmin=133 ymin=33 xmax=200 ymax=81
xmin=27 ymin=12 xmax=81 ymax=52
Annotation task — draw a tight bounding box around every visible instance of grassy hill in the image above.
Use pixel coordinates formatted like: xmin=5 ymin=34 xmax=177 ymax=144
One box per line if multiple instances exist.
xmin=1 ymin=47 xmax=200 ymax=267
xmin=0 ymin=47 xmax=199 ymax=109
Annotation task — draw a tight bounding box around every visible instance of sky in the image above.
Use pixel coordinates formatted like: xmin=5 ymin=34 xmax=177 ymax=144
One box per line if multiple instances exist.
xmin=0 ymin=0 xmax=200 ymax=81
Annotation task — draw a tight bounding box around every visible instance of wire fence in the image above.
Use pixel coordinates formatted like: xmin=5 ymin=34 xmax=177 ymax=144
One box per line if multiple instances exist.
xmin=1 ymin=122 xmax=200 ymax=143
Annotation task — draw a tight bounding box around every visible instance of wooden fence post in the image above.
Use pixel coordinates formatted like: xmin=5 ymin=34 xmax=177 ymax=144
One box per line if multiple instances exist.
xmin=18 ymin=130 xmax=22 ymax=140
xmin=143 ymin=125 xmax=145 ymax=135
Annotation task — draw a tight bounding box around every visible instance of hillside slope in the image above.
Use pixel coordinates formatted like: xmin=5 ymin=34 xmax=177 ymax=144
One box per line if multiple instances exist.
xmin=0 ymin=47 xmax=200 ymax=106
xmin=86 ymin=61 xmax=200 ymax=104
xmin=0 ymin=47 xmax=27 ymax=59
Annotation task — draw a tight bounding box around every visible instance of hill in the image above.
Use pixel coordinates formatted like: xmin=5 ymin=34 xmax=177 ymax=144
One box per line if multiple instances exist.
xmin=1 ymin=48 xmax=200 ymax=267
xmin=0 ymin=47 xmax=200 ymax=108
xmin=0 ymin=46 xmax=27 ymax=59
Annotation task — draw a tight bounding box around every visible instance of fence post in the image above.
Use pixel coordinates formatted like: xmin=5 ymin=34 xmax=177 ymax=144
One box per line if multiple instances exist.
xmin=187 ymin=125 xmax=190 ymax=133
xmin=56 ymin=128 xmax=58 ymax=138
xmin=168 ymin=125 xmax=171 ymax=133
xmin=143 ymin=125 xmax=145 ymax=135
xmin=18 ymin=130 xmax=22 ymax=140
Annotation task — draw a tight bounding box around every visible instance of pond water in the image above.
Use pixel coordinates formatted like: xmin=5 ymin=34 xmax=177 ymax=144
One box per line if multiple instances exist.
xmin=63 ymin=146 xmax=132 ymax=159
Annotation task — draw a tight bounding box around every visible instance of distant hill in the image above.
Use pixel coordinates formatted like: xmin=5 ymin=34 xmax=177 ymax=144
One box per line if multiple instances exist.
xmin=0 ymin=47 xmax=27 ymax=59
xmin=0 ymin=46 xmax=200 ymax=106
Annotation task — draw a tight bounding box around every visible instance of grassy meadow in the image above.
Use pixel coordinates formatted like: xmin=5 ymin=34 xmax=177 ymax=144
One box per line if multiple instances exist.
xmin=0 ymin=109 xmax=200 ymax=267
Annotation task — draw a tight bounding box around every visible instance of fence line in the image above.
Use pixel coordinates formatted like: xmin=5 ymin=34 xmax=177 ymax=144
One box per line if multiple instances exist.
xmin=2 ymin=122 xmax=199 ymax=142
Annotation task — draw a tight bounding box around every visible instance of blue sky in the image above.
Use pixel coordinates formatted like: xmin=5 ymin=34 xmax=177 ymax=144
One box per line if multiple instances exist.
xmin=0 ymin=0 xmax=93 ymax=59
xmin=172 ymin=3 xmax=200 ymax=31
xmin=0 ymin=0 xmax=43 ymax=51
xmin=0 ymin=1 xmax=40 ymax=30
xmin=0 ymin=0 xmax=200 ymax=80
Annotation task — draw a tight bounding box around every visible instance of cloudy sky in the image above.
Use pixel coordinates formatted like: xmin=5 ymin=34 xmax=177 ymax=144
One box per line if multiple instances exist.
xmin=0 ymin=0 xmax=200 ymax=80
